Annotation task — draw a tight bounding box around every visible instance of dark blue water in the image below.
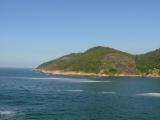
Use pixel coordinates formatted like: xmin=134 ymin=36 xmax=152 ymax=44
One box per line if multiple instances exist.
xmin=0 ymin=68 xmax=160 ymax=120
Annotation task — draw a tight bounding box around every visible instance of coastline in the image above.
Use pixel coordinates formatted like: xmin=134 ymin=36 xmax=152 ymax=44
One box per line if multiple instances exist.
xmin=35 ymin=69 xmax=160 ymax=78
xmin=35 ymin=69 xmax=155 ymax=78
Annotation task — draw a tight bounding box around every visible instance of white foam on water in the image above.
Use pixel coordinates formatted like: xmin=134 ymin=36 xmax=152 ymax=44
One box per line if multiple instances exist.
xmin=65 ymin=89 xmax=84 ymax=92
xmin=136 ymin=93 xmax=160 ymax=97
xmin=31 ymin=77 xmax=111 ymax=83
xmin=0 ymin=110 xmax=16 ymax=116
xmin=31 ymin=77 xmax=63 ymax=80
xmin=98 ymin=91 xmax=116 ymax=94
xmin=79 ymin=80 xmax=111 ymax=83
xmin=15 ymin=77 xmax=112 ymax=83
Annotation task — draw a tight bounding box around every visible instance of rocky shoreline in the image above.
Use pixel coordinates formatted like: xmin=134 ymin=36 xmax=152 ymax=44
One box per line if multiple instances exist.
xmin=34 ymin=69 xmax=160 ymax=78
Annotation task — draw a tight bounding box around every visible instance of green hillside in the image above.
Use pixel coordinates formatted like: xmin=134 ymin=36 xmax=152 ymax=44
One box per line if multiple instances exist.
xmin=37 ymin=46 xmax=160 ymax=76
xmin=37 ymin=46 xmax=137 ymax=75
xmin=135 ymin=49 xmax=160 ymax=74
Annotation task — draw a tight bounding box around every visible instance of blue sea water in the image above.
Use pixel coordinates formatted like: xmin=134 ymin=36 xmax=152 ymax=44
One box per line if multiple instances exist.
xmin=0 ymin=68 xmax=160 ymax=120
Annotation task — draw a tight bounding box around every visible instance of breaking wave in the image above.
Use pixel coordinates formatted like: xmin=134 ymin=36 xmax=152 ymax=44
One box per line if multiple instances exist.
xmin=0 ymin=110 xmax=16 ymax=117
xmin=136 ymin=93 xmax=160 ymax=97
xmin=65 ymin=89 xmax=84 ymax=92
xmin=15 ymin=77 xmax=111 ymax=83
xmin=79 ymin=80 xmax=111 ymax=83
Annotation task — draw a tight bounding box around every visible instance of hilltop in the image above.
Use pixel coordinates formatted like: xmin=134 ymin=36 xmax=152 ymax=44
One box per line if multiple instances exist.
xmin=36 ymin=46 xmax=160 ymax=77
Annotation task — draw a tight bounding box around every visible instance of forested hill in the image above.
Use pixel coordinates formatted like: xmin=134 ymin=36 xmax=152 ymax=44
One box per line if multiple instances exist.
xmin=37 ymin=46 xmax=160 ymax=76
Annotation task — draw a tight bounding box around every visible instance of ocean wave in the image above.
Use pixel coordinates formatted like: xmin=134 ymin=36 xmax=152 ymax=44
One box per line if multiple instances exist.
xmin=136 ymin=93 xmax=160 ymax=97
xmin=0 ymin=110 xmax=16 ymax=116
xmin=98 ymin=91 xmax=116 ymax=94
xmin=15 ymin=77 xmax=111 ymax=83
xmin=65 ymin=89 xmax=84 ymax=92
xmin=79 ymin=80 xmax=111 ymax=83
xmin=31 ymin=77 xmax=63 ymax=80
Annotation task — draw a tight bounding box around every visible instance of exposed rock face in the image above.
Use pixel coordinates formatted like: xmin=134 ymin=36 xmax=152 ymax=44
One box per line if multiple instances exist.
xmin=101 ymin=53 xmax=137 ymax=75
xmin=147 ymin=68 xmax=160 ymax=77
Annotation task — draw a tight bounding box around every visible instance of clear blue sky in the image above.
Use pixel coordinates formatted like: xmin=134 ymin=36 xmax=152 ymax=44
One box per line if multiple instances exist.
xmin=0 ymin=0 xmax=160 ymax=68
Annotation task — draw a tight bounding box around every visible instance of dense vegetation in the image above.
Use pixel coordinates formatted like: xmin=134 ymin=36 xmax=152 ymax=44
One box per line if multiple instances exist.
xmin=37 ymin=46 xmax=160 ymax=76
xmin=135 ymin=49 xmax=160 ymax=74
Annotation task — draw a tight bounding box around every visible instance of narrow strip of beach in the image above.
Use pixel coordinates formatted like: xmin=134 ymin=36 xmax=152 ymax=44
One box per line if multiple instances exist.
xmin=35 ymin=69 xmax=147 ymax=77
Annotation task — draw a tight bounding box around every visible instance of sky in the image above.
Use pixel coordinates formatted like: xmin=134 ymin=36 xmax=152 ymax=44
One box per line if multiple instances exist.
xmin=0 ymin=0 xmax=160 ymax=68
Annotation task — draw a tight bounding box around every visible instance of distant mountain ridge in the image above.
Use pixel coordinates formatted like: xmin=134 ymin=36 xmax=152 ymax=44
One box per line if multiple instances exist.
xmin=37 ymin=46 xmax=160 ymax=77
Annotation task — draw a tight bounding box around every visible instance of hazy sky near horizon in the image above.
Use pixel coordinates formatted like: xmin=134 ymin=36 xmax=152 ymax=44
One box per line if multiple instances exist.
xmin=0 ymin=0 xmax=160 ymax=67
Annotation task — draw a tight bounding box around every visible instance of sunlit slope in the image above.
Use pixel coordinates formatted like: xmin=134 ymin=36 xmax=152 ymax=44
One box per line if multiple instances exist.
xmin=136 ymin=49 xmax=160 ymax=75
xmin=37 ymin=46 xmax=138 ymax=75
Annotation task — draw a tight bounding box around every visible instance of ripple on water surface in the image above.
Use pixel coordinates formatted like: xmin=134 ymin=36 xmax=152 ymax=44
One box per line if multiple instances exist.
xmin=0 ymin=68 xmax=160 ymax=120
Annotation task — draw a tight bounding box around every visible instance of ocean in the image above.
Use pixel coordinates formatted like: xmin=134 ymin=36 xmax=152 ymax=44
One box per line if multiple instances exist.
xmin=0 ymin=68 xmax=160 ymax=120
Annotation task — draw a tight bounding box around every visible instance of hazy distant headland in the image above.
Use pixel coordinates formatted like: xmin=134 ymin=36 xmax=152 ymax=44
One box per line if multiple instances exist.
xmin=36 ymin=46 xmax=160 ymax=77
